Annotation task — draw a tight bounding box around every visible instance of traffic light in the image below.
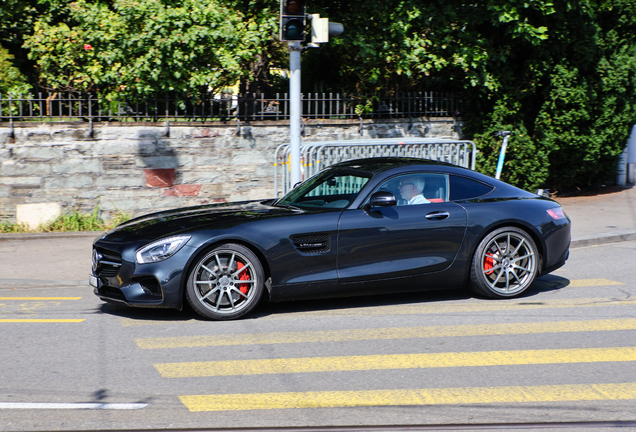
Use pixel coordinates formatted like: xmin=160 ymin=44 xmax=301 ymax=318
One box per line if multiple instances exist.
xmin=280 ymin=0 xmax=306 ymax=41
xmin=310 ymin=14 xmax=344 ymax=44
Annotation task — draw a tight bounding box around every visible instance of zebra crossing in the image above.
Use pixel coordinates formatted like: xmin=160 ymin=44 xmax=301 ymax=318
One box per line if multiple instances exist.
xmin=178 ymin=383 xmax=636 ymax=412
xmin=126 ymin=279 xmax=636 ymax=414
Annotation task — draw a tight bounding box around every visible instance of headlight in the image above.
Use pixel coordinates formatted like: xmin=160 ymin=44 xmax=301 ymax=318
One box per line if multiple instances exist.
xmin=135 ymin=235 xmax=191 ymax=264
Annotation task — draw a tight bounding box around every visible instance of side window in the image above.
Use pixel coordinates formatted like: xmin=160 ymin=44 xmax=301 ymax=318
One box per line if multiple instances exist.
xmin=374 ymin=173 xmax=449 ymax=206
xmin=300 ymin=175 xmax=370 ymax=208
xmin=449 ymin=175 xmax=493 ymax=201
xmin=306 ymin=175 xmax=369 ymax=197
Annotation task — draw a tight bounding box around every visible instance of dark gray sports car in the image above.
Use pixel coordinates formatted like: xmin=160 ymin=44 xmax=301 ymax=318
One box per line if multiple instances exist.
xmin=90 ymin=158 xmax=571 ymax=320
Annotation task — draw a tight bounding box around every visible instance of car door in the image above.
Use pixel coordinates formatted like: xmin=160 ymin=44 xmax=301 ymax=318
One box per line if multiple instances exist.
xmin=336 ymin=172 xmax=468 ymax=283
xmin=270 ymin=168 xmax=373 ymax=288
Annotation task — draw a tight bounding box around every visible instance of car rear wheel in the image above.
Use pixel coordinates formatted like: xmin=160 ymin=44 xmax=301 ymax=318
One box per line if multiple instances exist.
xmin=470 ymin=227 xmax=539 ymax=298
xmin=186 ymin=244 xmax=264 ymax=320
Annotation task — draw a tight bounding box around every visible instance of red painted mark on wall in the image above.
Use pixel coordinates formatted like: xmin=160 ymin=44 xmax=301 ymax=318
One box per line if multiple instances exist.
xmin=144 ymin=169 xmax=175 ymax=188
xmin=164 ymin=185 xmax=202 ymax=197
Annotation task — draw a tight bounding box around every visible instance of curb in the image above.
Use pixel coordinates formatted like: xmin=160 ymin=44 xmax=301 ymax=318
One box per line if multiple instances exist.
xmin=0 ymin=278 xmax=87 ymax=286
xmin=0 ymin=231 xmax=104 ymax=241
xmin=570 ymin=229 xmax=636 ymax=249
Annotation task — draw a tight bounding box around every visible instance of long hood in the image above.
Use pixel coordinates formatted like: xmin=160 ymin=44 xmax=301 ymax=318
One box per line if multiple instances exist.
xmin=99 ymin=200 xmax=297 ymax=243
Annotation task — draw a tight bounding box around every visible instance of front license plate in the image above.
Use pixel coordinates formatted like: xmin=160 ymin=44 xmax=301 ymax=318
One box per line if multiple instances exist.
xmin=89 ymin=275 xmax=98 ymax=288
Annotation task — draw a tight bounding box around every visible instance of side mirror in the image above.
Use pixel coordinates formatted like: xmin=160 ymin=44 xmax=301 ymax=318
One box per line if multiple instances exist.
xmin=369 ymin=191 xmax=397 ymax=207
xmin=535 ymin=189 xmax=552 ymax=198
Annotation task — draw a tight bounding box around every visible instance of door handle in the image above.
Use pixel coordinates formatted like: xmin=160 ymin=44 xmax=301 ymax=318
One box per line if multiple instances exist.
xmin=425 ymin=211 xmax=450 ymax=220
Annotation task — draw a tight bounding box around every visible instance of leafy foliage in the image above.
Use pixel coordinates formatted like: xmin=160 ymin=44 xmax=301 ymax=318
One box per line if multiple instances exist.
xmin=0 ymin=0 xmax=72 ymax=84
xmin=307 ymin=0 xmax=636 ymax=191
xmin=471 ymin=100 xmax=550 ymax=191
xmin=0 ymin=46 xmax=31 ymax=95
xmin=306 ymin=0 xmax=555 ymax=94
xmin=24 ymin=0 xmax=282 ymax=99
xmin=0 ymin=205 xmax=131 ymax=233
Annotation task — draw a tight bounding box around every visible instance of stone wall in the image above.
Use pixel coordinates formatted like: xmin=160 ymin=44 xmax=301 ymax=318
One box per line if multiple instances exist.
xmin=0 ymin=117 xmax=462 ymax=221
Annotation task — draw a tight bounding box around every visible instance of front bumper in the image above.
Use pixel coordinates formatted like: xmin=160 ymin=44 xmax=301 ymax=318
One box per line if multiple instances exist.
xmin=91 ymin=242 xmax=192 ymax=310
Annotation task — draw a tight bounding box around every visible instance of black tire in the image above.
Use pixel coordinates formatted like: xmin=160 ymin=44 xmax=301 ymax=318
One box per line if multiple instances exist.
xmin=186 ymin=244 xmax=264 ymax=320
xmin=469 ymin=227 xmax=539 ymax=299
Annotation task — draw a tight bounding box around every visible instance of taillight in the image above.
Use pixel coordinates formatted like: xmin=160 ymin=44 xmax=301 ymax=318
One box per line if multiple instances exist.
xmin=547 ymin=207 xmax=567 ymax=220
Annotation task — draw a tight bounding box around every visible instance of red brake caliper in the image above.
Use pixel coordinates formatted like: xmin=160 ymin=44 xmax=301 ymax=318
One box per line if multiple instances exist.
xmin=236 ymin=262 xmax=250 ymax=294
xmin=484 ymin=255 xmax=495 ymax=275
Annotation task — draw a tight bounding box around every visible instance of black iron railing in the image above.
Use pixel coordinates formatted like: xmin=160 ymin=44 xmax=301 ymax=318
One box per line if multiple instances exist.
xmin=0 ymin=92 xmax=462 ymax=122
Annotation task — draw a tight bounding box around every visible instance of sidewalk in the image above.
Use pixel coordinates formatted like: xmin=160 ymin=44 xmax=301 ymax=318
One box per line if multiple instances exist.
xmin=0 ymin=231 xmax=97 ymax=285
xmin=0 ymin=186 xmax=635 ymax=287
xmin=555 ymin=184 xmax=636 ymax=247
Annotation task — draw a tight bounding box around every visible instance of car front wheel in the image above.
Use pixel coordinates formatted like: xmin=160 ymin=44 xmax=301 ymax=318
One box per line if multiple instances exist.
xmin=186 ymin=244 xmax=264 ymax=320
xmin=470 ymin=227 xmax=539 ymax=298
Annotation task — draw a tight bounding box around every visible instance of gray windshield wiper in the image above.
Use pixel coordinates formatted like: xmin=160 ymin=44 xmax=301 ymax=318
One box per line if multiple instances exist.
xmin=273 ymin=202 xmax=302 ymax=211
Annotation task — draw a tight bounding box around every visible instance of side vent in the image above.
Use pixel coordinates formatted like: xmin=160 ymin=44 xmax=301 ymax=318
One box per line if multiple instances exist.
xmin=290 ymin=234 xmax=331 ymax=254
xmin=97 ymin=286 xmax=126 ymax=301
xmin=137 ymin=276 xmax=162 ymax=297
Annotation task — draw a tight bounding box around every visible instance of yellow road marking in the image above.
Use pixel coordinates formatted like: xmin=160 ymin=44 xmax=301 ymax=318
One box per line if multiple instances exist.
xmin=122 ymin=294 xmax=636 ymax=326
xmin=275 ymin=296 xmax=636 ymax=318
xmin=137 ymin=318 xmax=636 ymax=349
xmin=0 ymin=319 xmax=85 ymax=323
xmin=180 ymin=382 xmax=636 ymax=411
xmin=0 ymin=297 xmax=81 ymax=300
xmin=568 ymin=279 xmax=624 ymax=287
xmin=156 ymin=347 xmax=636 ymax=378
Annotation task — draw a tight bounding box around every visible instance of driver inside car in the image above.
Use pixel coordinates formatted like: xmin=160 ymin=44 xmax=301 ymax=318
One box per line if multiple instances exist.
xmin=398 ymin=177 xmax=431 ymax=205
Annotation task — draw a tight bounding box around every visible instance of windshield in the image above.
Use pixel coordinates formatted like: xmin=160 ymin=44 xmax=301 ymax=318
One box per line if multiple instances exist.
xmin=275 ymin=167 xmax=373 ymax=209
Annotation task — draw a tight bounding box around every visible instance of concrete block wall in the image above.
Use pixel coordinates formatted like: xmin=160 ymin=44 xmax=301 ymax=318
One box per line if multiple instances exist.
xmin=0 ymin=117 xmax=462 ymax=221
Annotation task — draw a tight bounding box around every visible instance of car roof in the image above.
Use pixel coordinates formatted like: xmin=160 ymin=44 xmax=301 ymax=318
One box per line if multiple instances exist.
xmin=331 ymin=157 xmax=469 ymax=175
xmin=330 ymin=157 xmax=532 ymax=197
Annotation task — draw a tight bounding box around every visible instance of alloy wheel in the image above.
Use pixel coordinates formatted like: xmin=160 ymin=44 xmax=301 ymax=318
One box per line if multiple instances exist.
xmin=480 ymin=231 xmax=537 ymax=295
xmin=191 ymin=248 xmax=260 ymax=316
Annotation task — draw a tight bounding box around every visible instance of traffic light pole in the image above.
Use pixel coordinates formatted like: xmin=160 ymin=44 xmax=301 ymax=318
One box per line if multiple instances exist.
xmin=281 ymin=4 xmax=342 ymax=188
xmin=289 ymin=41 xmax=302 ymax=187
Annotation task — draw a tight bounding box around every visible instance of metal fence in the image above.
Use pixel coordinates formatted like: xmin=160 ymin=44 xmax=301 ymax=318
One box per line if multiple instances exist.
xmin=0 ymin=92 xmax=461 ymax=122
xmin=274 ymin=138 xmax=477 ymax=196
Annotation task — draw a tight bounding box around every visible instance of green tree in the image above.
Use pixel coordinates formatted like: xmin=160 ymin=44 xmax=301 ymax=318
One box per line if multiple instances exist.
xmin=306 ymin=0 xmax=636 ymax=191
xmin=0 ymin=45 xmax=31 ymax=95
xmin=0 ymin=0 xmax=72 ymax=84
xmin=234 ymin=0 xmax=286 ymax=95
xmin=305 ymin=0 xmax=553 ymax=94
xmin=531 ymin=1 xmax=636 ymax=190
xmin=24 ymin=0 xmax=282 ymax=99
xmin=0 ymin=0 xmax=39 ymax=75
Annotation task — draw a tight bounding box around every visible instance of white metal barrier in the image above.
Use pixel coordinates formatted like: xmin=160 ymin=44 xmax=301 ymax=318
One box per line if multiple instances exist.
xmin=274 ymin=138 xmax=477 ymax=196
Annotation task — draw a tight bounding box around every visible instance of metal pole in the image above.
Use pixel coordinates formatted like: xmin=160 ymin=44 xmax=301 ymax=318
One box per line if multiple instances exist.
xmin=289 ymin=41 xmax=302 ymax=187
xmin=617 ymin=146 xmax=627 ymax=186
xmin=88 ymin=94 xmax=93 ymax=138
xmin=495 ymin=131 xmax=512 ymax=180
xmin=627 ymin=124 xmax=636 ymax=184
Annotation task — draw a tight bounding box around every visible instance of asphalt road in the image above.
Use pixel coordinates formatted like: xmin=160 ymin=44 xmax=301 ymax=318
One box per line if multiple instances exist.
xmin=0 ymin=240 xmax=635 ymax=431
